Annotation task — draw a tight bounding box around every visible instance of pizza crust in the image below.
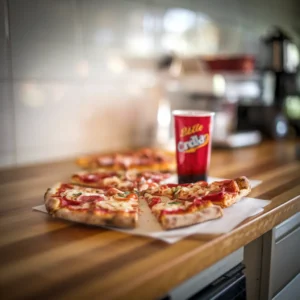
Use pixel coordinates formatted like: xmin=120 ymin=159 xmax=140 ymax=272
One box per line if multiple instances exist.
xmin=53 ymin=209 xmax=137 ymax=228
xmin=44 ymin=182 xmax=63 ymax=213
xmin=160 ymin=206 xmax=223 ymax=230
xmin=235 ymin=176 xmax=251 ymax=196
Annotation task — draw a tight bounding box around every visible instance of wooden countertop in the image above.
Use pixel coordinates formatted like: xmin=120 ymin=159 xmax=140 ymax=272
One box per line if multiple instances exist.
xmin=1 ymin=141 xmax=300 ymax=300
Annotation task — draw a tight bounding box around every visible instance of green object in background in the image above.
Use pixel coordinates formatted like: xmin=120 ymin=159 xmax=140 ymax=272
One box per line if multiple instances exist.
xmin=285 ymin=96 xmax=300 ymax=120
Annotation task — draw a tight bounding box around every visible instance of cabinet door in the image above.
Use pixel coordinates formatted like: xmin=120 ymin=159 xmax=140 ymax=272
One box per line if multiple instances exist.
xmin=273 ymin=273 xmax=300 ymax=300
xmin=271 ymin=213 xmax=300 ymax=297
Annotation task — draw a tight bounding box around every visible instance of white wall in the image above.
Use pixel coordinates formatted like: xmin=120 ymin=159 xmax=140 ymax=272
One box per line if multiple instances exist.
xmin=0 ymin=0 xmax=297 ymax=168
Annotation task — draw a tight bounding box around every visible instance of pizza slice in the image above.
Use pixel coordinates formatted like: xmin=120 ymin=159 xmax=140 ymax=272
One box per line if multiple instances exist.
xmin=142 ymin=176 xmax=251 ymax=208
xmin=71 ymin=170 xmax=137 ymax=191
xmin=44 ymin=183 xmax=138 ymax=228
xmin=71 ymin=169 xmax=171 ymax=192
xmin=201 ymin=177 xmax=251 ymax=208
xmin=143 ymin=193 xmax=223 ymax=230
xmin=76 ymin=148 xmax=176 ymax=172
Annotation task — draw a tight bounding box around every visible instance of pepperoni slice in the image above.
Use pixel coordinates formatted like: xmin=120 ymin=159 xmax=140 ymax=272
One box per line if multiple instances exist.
xmin=126 ymin=193 xmax=138 ymax=200
xmin=60 ymin=183 xmax=74 ymax=190
xmin=79 ymin=174 xmax=100 ymax=183
xmin=61 ymin=198 xmax=81 ymax=206
xmin=78 ymin=195 xmax=104 ymax=202
xmin=223 ymin=180 xmax=239 ymax=193
xmin=193 ymin=198 xmax=205 ymax=206
xmin=61 ymin=195 xmax=104 ymax=207
xmin=149 ymin=197 xmax=161 ymax=208
xmin=202 ymin=191 xmax=225 ymax=201
xmin=79 ymin=172 xmax=119 ymax=183
xmin=137 ymin=172 xmax=170 ymax=184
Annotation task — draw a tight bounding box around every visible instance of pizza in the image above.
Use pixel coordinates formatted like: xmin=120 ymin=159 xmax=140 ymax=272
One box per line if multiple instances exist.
xmin=44 ymin=183 xmax=139 ymax=228
xmin=143 ymin=194 xmax=223 ymax=230
xmin=76 ymin=148 xmax=176 ymax=172
xmin=140 ymin=177 xmax=251 ymax=229
xmin=44 ymin=177 xmax=251 ymax=230
xmin=141 ymin=177 xmax=251 ymax=208
xmin=71 ymin=170 xmax=171 ymax=191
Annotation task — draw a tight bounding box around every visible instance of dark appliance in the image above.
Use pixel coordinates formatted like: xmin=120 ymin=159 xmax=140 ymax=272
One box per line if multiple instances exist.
xmin=159 ymin=264 xmax=246 ymax=300
xmin=237 ymin=27 xmax=300 ymax=138
xmin=188 ymin=264 xmax=246 ymax=300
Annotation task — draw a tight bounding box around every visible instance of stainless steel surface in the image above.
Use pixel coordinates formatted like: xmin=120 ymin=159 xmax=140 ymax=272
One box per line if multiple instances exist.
xmin=245 ymin=215 xmax=300 ymax=300
xmin=272 ymin=225 xmax=300 ymax=296
xmin=273 ymin=273 xmax=300 ymax=300
xmin=274 ymin=212 xmax=300 ymax=241
xmin=168 ymin=248 xmax=244 ymax=300
xmin=213 ymin=131 xmax=262 ymax=148
xmin=244 ymin=230 xmax=274 ymax=300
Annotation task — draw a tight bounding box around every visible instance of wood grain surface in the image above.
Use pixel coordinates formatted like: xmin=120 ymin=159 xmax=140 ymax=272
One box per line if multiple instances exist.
xmin=0 ymin=141 xmax=300 ymax=300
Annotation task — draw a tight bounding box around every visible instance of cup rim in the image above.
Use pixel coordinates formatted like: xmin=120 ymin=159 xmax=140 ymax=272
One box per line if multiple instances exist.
xmin=172 ymin=110 xmax=215 ymax=117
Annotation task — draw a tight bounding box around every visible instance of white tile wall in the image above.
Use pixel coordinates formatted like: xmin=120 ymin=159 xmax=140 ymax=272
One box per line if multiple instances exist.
xmin=7 ymin=0 xmax=160 ymax=165
xmin=9 ymin=0 xmax=82 ymax=80
xmin=11 ymin=41 xmax=84 ymax=80
xmin=0 ymin=38 xmax=8 ymax=80
xmin=0 ymin=82 xmax=16 ymax=167
xmin=0 ymin=2 xmax=15 ymax=168
xmin=12 ymin=78 xmax=153 ymax=165
xmin=9 ymin=0 xmax=78 ymax=44
xmin=0 ymin=0 xmax=8 ymax=80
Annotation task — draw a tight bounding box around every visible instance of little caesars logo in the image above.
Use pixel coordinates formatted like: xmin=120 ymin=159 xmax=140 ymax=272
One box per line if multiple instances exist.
xmin=178 ymin=123 xmax=208 ymax=153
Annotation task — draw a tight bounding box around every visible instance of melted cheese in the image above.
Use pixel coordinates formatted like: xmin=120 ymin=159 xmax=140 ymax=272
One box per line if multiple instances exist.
xmin=146 ymin=194 xmax=190 ymax=212
xmin=125 ymin=170 xmax=138 ymax=181
xmin=118 ymin=181 xmax=133 ymax=189
xmin=97 ymin=199 xmax=135 ymax=212
xmin=176 ymin=187 xmax=190 ymax=199
xmin=161 ymin=187 xmax=173 ymax=196
xmin=152 ymin=200 xmax=190 ymax=213
xmin=103 ymin=176 xmax=121 ymax=185
xmin=175 ymin=185 xmax=208 ymax=199
xmin=139 ymin=183 xmax=149 ymax=191
xmin=144 ymin=194 xmax=168 ymax=203
xmin=62 ymin=189 xmax=103 ymax=201
xmin=145 ymin=183 xmax=160 ymax=193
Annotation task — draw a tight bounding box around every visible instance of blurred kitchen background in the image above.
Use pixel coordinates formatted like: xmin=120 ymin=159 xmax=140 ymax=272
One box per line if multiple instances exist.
xmin=0 ymin=0 xmax=299 ymax=168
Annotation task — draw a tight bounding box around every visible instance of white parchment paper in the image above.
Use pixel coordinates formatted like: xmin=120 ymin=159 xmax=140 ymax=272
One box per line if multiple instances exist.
xmin=33 ymin=177 xmax=269 ymax=244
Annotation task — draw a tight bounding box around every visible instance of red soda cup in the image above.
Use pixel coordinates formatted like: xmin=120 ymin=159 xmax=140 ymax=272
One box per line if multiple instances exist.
xmin=173 ymin=110 xmax=215 ymax=184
